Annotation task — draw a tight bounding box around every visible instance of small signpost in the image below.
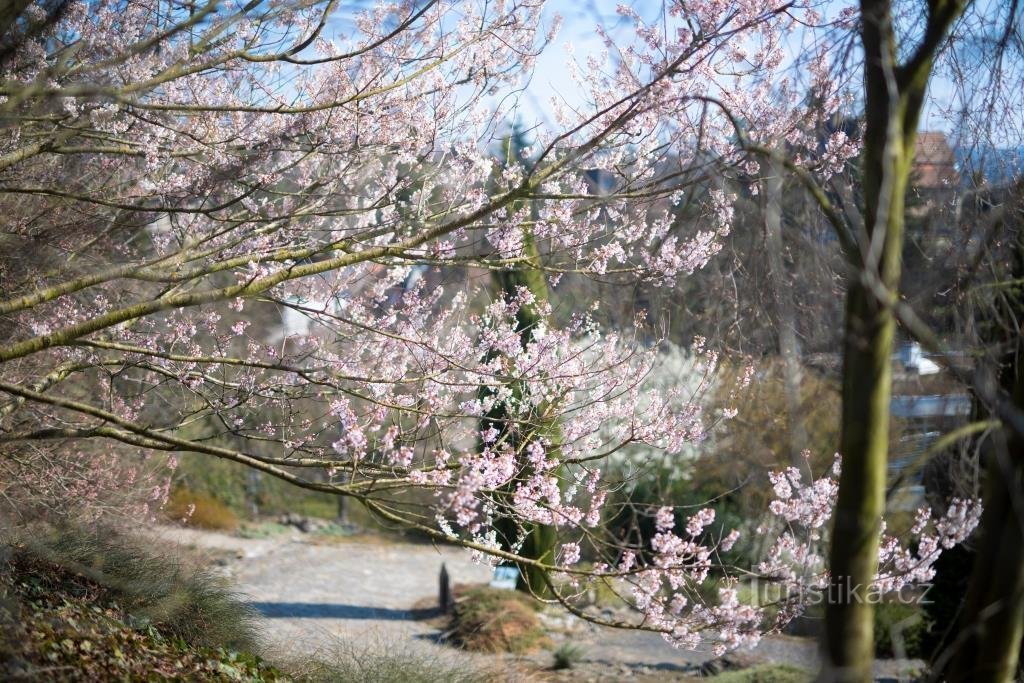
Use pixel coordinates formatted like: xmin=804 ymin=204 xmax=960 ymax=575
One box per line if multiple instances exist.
xmin=489 ymin=564 xmax=519 ymax=590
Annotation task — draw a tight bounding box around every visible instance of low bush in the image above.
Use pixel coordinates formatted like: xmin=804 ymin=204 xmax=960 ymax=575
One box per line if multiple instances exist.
xmin=450 ymin=585 xmax=547 ymax=653
xmin=165 ymin=488 xmax=240 ymax=531
xmin=237 ymin=521 xmax=292 ymax=539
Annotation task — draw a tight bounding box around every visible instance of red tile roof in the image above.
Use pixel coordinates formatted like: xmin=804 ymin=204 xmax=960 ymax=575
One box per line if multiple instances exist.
xmin=913 ymin=132 xmax=959 ymax=188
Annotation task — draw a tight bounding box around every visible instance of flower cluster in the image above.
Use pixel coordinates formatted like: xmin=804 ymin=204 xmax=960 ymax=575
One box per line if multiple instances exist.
xmin=538 ymin=455 xmax=981 ymax=656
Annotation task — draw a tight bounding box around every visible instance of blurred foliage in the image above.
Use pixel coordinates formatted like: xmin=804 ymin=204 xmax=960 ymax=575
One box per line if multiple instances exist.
xmin=919 ymin=543 xmax=973 ymax=660
xmin=707 ymin=358 xmax=841 ymax=487
xmin=873 ymin=600 xmax=932 ymax=659
xmin=165 ymin=488 xmax=240 ymax=532
xmin=236 ymin=522 xmax=292 ymax=540
xmin=603 ymin=357 xmax=842 ymax=569
xmin=173 ymin=454 xmax=343 ymax=521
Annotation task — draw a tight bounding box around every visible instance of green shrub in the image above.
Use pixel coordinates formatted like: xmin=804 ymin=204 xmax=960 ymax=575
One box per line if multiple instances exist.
xmin=450 ymin=586 xmax=547 ymax=653
xmin=6 ymin=525 xmax=261 ymax=653
xmin=165 ymin=488 xmax=240 ymax=531
xmin=874 ymin=600 xmax=932 ymax=658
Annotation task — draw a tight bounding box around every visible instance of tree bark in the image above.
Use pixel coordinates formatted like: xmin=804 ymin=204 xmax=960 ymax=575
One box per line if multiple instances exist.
xmin=764 ymin=157 xmax=808 ymax=462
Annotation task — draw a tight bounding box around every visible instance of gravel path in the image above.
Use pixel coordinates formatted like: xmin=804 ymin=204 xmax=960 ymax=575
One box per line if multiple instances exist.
xmin=155 ymin=526 xmax=920 ymax=680
xmin=156 ymin=526 xmax=491 ymax=660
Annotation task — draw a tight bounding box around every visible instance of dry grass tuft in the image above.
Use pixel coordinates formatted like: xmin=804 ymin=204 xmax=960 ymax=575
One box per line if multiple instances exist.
xmin=449 ymin=585 xmax=548 ymax=653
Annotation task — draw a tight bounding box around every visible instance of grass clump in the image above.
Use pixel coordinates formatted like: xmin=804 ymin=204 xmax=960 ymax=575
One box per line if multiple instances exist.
xmin=165 ymin=488 xmax=240 ymax=531
xmin=280 ymin=640 xmax=499 ymax=683
xmin=708 ymin=663 xmax=813 ymax=682
xmin=450 ymin=585 xmax=547 ymax=653
xmin=551 ymin=641 xmax=585 ymax=670
xmin=5 ymin=524 xmax=261 ymax=653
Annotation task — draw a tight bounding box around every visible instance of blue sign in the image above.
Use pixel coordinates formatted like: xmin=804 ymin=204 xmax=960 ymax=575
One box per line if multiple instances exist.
xmin=490 ymin=565 xmax=519 ymax=590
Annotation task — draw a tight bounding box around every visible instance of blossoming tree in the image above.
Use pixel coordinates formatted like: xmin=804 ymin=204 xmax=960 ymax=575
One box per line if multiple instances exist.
xmin=0 ymin=0 xmax=993 ymax=662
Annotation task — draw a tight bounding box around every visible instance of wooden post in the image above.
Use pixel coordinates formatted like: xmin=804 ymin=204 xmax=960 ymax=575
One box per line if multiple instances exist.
xmin=439 ymin=563 xmax=453 ymax=614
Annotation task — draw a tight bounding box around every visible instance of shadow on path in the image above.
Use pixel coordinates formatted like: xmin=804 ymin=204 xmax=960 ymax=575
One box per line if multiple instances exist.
xmin=250 ymin=602 xmax=439 ymax=620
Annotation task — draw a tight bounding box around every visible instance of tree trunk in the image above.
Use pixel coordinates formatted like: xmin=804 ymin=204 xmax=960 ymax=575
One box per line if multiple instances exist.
xmin=764 ymin=157 xmax=808 ymax=462
xmin=946 ymin=436 xmax=1024 ymax=681
xmin=946 ymin=219 xmax=1024 ymax=682
xmin=826 ymin=282 xmax=899 ymax=681
xmin=486 ymin=227 xmax=560 ymax=597
xmin=824 ymin=1 xmax=964 ymax=679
